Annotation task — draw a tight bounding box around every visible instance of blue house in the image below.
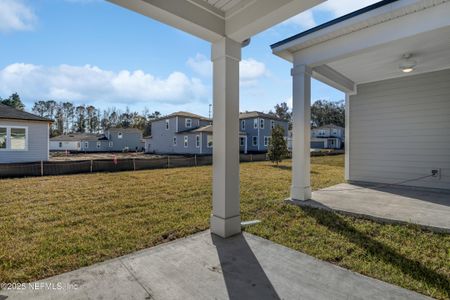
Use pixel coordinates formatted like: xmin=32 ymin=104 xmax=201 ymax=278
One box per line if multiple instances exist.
xmin=145 ymin=111 xmax=288 ymax=155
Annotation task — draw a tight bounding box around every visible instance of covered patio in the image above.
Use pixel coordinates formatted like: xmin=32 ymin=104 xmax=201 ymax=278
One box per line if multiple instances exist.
xmin=272 ymin=0 xmax=450 ymax=206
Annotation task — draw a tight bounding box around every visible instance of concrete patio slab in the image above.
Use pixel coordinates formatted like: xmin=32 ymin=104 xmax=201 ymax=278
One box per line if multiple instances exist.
xmin=1 ymin=230 xmax=430 ymax=300
xmin=292 ymin=183 xmax=450 ymax=233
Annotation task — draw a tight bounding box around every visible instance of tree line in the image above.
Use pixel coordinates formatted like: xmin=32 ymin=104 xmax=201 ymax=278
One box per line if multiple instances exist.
xmin=1 ymin=93 xmax=160 ymax=137
xmin=1 ymin=92 xmax=345 ymax=137
xmin=268 ymin=100 xmax=345 ymax=129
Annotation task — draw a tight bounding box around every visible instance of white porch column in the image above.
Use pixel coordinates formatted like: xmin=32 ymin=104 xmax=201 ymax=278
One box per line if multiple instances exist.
xmin=345 ymin=93 xmax=350 ymax=181
xmin=210 ymin=37 xmax=241 ymax=238
xmin=291 ymin=64 xmax=312 ymax=200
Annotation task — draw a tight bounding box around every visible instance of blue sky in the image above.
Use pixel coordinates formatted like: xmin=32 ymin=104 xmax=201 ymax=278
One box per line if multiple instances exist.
xmin=0 ymin=0 xmax=379 ymax=116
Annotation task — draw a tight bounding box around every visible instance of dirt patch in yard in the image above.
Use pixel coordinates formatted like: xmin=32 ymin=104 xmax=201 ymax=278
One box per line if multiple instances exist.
xmin=50 ymin=152 xmax=163 ymax=161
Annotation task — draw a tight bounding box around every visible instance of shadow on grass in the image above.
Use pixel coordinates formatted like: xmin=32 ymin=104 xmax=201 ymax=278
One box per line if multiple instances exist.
xmin=302 ymin=207 xmax=450 ymax=297
xmin=270 ymin=165 xmax=291 ymax=171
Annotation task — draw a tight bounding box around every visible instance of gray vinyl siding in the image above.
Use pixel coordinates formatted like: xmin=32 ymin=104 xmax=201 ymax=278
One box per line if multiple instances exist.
xmin=349 ymin=69 xmax=450 ymax=190
xmin=80 ymin=140 xmax=108 ymax=152
xmin=149 ymin=117 xmax=211 ymax=154
xmin=148 ymin=117 xmax=178 ymax=154
xmin=0 ymin=119 xmax=49 ymax=163
xmin=106 ymin=130 xmax=144 ymax=152
xmin=177 ymin=117 xmax=210 ymax=132
xmin=240 ymin=118 xmax=289 ymax=153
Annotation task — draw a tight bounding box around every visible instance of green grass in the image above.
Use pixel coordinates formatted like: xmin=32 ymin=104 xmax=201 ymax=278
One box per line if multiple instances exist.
xmin=0 ymin=155 xmax=448 ymax=299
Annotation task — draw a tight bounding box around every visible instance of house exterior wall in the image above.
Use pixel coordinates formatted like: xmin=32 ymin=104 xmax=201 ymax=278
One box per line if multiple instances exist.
xmin=148 ymin=117 xmax=181 ymax=154
xmin=106 ymin=129 xmax=144 ymax=152
xmin=240 ymin=117 xmax=289 ymax=153
xmin=50 ymin=141 xmax=81 ymax=151
xmin=349 ymin=69 xmax=450 ymax=190
xmin=0 ymin=119 xmax=49 ymax=163
xmin=311 ymin=127 xmax=344 ymax=138
xmin=80 ymin=140 xmax=109 ymax=152
xmin=148 ymin=117 xmax=212 ymax=154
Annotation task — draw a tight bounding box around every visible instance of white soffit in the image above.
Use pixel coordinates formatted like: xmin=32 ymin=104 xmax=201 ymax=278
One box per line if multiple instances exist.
xmin=272 ymin=0 xmax=450 ymax=61
xmin=328 ymin=26 xmax=450 ymax=84
xmin=107 ymin=0 xmax=324 ymax=43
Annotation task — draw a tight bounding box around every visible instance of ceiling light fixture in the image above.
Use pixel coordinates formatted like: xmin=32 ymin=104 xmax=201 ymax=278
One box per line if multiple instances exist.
xmin=399 ymin=53 xmax=417 ymax=73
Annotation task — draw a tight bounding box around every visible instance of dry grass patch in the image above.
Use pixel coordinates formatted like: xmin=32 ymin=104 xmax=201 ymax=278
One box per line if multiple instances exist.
xmin=0 ymin=155 xmax=449 ymax=299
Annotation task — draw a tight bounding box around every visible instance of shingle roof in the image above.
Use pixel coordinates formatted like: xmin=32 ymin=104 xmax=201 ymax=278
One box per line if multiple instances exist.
xmin=239 ymin=111 xmax=288 ymax=122
xmin=0 ymin=104 xmax=53 ymax=123
xmin=271 ymin=0 xmax=400 ymax=49
xmin=50 ymin=134 xmax=105 ymax=142
xmin=152 ymin=111 xmax=211 ymax=122
xmin=107 ymin=127 xmax=142 ymax=133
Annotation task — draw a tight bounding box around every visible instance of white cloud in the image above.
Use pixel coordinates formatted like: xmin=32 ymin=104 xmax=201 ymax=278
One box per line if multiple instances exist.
xmin=186 ymin=54 xmax=212 ymax=77
xmin=0 ymin=63 xmax=209 ymax=105
xmin=317 ymin=0 xmax=380 ymax=17
xmin=0 ymin=0 xmax=37 ymax=33
xmin=187 ymin=54 xmax=267 ymax=86
xmin=282 ymin=11 xmax=316 ymax=30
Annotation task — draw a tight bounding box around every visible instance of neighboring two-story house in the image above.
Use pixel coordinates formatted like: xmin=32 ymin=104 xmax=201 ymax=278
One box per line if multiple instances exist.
xmin=311 ymin=124 xmax=344 ymax=149
xmin=239 ymin=111 xmax=289 ymax=153
xmin=145 ymin=112 xmax=212 ymax=154
xmin=50 ymin=127 xmax=144 ymax=152
xmin=145 ymin=111 xmax=289 ymax=155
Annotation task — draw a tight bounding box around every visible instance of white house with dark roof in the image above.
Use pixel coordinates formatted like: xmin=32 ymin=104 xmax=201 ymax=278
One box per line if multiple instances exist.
xmin=0 ymin=104 xmax=52 ymax=163
xmin=311 ymin=124 xmax=344 ymax=149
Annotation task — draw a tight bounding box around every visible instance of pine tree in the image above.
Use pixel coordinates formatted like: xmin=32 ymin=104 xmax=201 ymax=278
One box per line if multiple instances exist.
xmin=268 ymin=125 xmax=288 ymax=165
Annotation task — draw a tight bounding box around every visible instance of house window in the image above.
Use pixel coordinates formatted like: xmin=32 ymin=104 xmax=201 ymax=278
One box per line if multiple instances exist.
xmin=109 ymin=141 xmax=113 ymax=147
xmin=260 ymin=119 xmax=264 ymax=129
xmin=264 ymin=136 xmax=270 ymax=146
xmin=0 ymin=127 xmax=27 ymax=150
xmin=165 ymin=119 xmax=170 ymax=130
xmin=0 ymin=127 xmax=6 ymax=149
xmin=207 ymin=135 xmax=213 ymax=148
xmin=185 ymin=118 xmax=192 ymax=128
xmin=241 ymin=120 xmax=245 ymax=130
xmin=332 ymin=129 xmax=338 ymax=135
xmin=253 ymin=119 xmax=258 ymax=129
xmin=184 ymin=136 xmax=188 ymax=148
xmin=97 ymin=141 xmax=101 ymax=148
xmin=173 ymin=136 xmax=177 ymax=146
xmin=10 ymin=128 xmax=26 ymax=150
xmin=196 ymin=135 xmax=200 ymax=148
xmin=252 ymin=136 xmax=258 ymax=146
xmin=118 ymin=132 xmax=123 ymax=139
xmin=59 ymin=142 xmax=63 ymax=148
xmin=271 ymin=120 xmax=275 ymax=129
xmin=240 ymin=137 xmax=245 ymax=146
xmin=84 ymin=141 xmax=88 ymax=148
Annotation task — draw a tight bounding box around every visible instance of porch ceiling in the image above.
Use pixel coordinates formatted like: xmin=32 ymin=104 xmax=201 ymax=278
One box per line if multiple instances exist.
xmin=327 ymin=26 xmax=450 ymax=84
xmin=107 ymin=0 xmax=324 ymax=43
xmin=272 ymin=0 xmax=450 ymax=89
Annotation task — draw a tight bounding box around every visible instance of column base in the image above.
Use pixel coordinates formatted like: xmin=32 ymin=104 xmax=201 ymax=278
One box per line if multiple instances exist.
xmin=210 ymin=214 xmax=241 ymax=238
xmin=291 ymin=186 xmax=312 ymax=201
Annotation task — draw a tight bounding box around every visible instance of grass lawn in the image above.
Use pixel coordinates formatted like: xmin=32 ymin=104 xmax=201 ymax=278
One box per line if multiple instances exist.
xmin=0 ymin=155 xmax=448 ymax=299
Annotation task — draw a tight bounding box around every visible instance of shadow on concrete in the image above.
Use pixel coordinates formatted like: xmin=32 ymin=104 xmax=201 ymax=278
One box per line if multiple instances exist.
xmin=211 ymin=233 xmax=280 ymax=300
xmin=344 ymin=182 xmax=450 ymax=207
xmin=301 ymin=207 xmax=450 ymax=295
